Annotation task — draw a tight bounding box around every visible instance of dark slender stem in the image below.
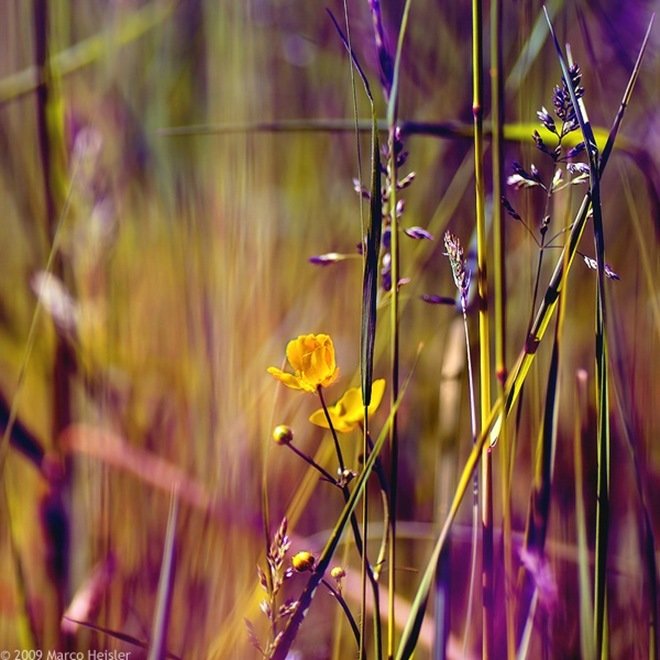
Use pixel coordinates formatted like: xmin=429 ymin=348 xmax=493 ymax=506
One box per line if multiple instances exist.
xmin=322 ymin=578 xmax=364 ymax=656
xmin=318 ymin=386 xmax=346 ymax=474
xmin=287 ymin=443 xmax=337 ymax=485
xmin=314 ymin=390 xmax=382 ymax=657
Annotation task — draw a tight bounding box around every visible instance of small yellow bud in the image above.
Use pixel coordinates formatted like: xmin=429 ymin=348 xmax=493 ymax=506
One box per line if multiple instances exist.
xmin=291 ymin=550 xmax=315 ymax=573
xmin=272 ymin=425 xmax=294 ymax=445
xmin=330 ymin=566 xmax=346 ymax=581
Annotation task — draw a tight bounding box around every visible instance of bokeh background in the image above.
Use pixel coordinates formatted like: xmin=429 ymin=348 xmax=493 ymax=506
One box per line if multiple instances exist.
xmin=0 ymin=0 xmax=657 ymax=657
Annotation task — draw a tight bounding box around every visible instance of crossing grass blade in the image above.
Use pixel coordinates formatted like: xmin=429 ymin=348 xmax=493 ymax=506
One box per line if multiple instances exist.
xmin=324 ymin=9 xmax=380 ymax=409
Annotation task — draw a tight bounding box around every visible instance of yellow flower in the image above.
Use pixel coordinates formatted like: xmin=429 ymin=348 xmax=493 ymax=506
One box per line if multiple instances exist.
xmin=308 ymin=379 xmax=386 ymax=433
xmin=267 ymin=334 xmax=339 ymax=393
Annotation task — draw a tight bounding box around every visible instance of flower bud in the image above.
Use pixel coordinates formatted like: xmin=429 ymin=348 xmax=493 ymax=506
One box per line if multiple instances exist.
xmin=272 ymin=425 xmax=294 ymax=446
xmin=330 ymin=566 xmax=346 ymax=581
xmin=291 ymin=551 xmax=315 ymax=573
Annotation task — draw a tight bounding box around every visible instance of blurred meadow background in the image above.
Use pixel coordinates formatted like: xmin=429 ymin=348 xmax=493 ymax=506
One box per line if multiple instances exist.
xmin=0 ymin=0 xmax=658 ymax=658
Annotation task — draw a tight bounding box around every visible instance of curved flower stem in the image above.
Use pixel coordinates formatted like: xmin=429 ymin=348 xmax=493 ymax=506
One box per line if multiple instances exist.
xmin=362 ymin=427 xmax=392 ymax=580
xmin=322 ymin=578 xmax=364 ymax=656
xmin=287 ymin=443 xmax=337 ymax=485
xmin=317 ymin=386 xmax=346 ymax=474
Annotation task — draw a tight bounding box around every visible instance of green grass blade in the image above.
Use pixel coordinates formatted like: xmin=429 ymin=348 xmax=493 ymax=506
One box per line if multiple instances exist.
xmin=386 ymin=0 xmax=413 ymax=128
xmin=544 ymin=8 xmax=610 ymax=656
xmin=325 ymin=9 xmax=380 ymax=407
xmin=361 ymin=128 xmax=382 ymax=407
xmin=384 ymin=5 xmax=412 ymax=653
xmin=574 ymin=370 xmax=596 ymax=660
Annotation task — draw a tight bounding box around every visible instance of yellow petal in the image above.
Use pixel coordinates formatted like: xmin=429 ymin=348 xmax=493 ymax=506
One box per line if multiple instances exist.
xmin=267 ymin=367 xmax=303 ymax=391
xmin=286 ymin=336 xmax=306 ymax=372
xmin=367 ymin=379 xmax=386 ymax=417
xmin=308 ymin=405 xmax=355 ymax=433
xmin=308 ymin=408 xmax=329 ymax=429
xmin=336 ymin=386 xmax=364 ymax=423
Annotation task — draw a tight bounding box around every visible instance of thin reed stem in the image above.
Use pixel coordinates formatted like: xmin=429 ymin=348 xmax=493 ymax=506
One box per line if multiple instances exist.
xmin=385 ymin=2 xmax=414 ymax=652
xmin=287 ymin=443 xmax=337 ymax=485
xmin=459 ymin=293 xmax=479 ymax=659
xmin=490 ymin=0 xmax=516 ymax=655
xmin=471 ymin=0 xmax=493 ymax=655
xmin=387 ymin=122 xmax=400 ymax=660
xmin=322 ymin=578 xmax=364 ymax=655
xmin=318 ymin=386 xmax=347 ymax=474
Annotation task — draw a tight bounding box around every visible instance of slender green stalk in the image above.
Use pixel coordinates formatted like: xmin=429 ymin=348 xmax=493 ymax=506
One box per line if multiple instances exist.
xmin=518 ymin=190 xmax=572 ymax=654
xmin=574 ymin=369 xmax=596 ymax=660
xmin=490 ymin=0 xmax=515 ymax=655
xmin=459 ymin=292 xmax=479 ymax=659
xmin=386 ymin=122 xmax=401 ymax=660
xmin=340 ymin=1 xmax=370 ymax=651
xmin=160 ymin=118 xmax=625 ymax=159
xmin=471 ymin=0 xmax=493 ymax=655
xmin=385 ymin=3 xmax=413 ymax=655
xmin=33 ymin=3 xmax=73 ymax=646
